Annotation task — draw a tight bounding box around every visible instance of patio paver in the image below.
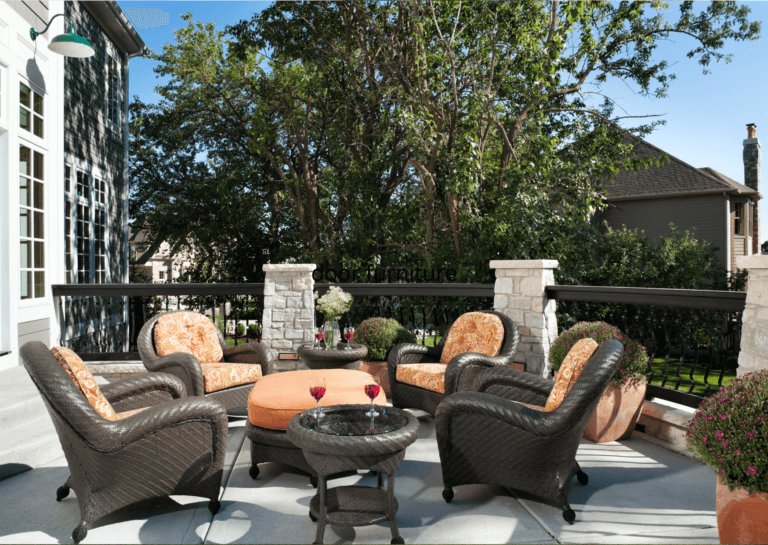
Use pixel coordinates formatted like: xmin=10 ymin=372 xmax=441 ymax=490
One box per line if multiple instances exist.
xmin=0 ymin=410 xmax=718 ymax=544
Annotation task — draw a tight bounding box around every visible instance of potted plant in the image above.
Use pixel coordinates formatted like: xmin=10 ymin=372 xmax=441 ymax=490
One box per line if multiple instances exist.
xmin=354 ymin=317 xmax=416 ymax=397
xmin=314 ymin=286 xmax=353 ymax=349
xmin=549 ymin=321 xmax=649 ymax=443
xmin=686 ymin=371 xmax=768 ymax=544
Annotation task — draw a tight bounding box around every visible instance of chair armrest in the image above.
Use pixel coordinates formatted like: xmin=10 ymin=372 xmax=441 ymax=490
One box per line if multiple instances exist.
xmin=151 ymin=353 xmax=206 ymax=397
xmin=223 ymin=341 xmax=273 ymax=375
xmin=476 ymin=367 xmax=554 ymax=405
xmin=435 ymin=391 xmax=566 ymax=439
xmin=443 ymin=352 xmax=513 ymax=394
xmin=93 ymin=397 xmax=228 ymax=454
xmin=101 ymin=372 xmax=186 ymax=409
xmin=387 ymin=343 xmax=442 ymax=382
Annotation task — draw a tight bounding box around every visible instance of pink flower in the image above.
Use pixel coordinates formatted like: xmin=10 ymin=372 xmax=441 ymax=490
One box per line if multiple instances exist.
xmin=704 ymin=435 xmax=708 ymax=444
xmin=748 ymin=466 xmax=758 ymax=476
xmin=734 ymin=450 xmax=741 ymax=455
xmin=714 ymin=430 xmax=724 ymax=440
xmin=747 ymin=432 xmax=756 ymax=439
xmin=721 ymin=414 xmax=728 ymax=420
xmin=716 ymin=455 xmax=723 ymax=463
xmin=722 ymin=440 xmax=729 ymax=448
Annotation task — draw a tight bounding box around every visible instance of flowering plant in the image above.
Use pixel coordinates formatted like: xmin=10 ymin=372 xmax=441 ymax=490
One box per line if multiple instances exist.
xmin=686 ymin=370 xmax=768 ymax=494
xmin=314 ymin=286 xmax=353 ymax=322
xmin=354 ymin=317 xmax=416 ymax=361
xmin=549 ymin=321 xmax=648 ymax=384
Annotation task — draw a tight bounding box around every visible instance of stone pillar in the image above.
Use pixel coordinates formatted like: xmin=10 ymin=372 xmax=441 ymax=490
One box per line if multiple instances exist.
xmin=736 ymin=255 xmax=768 ymax=376
xmin=262 ymin=264 xmax=316 ymax=371
xmin=490 ymin=260 xmax=559 ymax=377
xmin=743 ymin=124 xmax=761 ymax=254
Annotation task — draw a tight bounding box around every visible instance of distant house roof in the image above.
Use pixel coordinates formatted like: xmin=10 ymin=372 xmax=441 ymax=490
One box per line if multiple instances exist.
xmin=604 ymin=137 xmax=760 ymax=202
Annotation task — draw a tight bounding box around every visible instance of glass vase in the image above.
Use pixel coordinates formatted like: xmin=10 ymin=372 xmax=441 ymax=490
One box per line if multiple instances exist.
xmin=323 ymin=320 xmax=340 ymax=350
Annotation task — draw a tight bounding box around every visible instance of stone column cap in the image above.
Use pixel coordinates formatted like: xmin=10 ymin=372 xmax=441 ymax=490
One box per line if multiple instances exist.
xmin=490 ymin=259 xmax=559 ymax=269
xmin=736 ymin=255 xmax=768 ymax=270
xmin=263 ymin=264 xmax=317 ymax=273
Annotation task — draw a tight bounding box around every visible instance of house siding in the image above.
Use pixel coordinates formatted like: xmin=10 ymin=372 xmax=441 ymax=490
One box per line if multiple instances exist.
xmin=61 ymin=1 xmax=128 ymax=353
xmin=4 ymin=0 xmax=49 ymax=31
xmin=600 ymin=194 xmax=729 ymax=269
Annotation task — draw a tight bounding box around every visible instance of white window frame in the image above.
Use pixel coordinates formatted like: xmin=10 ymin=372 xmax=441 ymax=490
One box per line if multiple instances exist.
xmin=19 ymin=78 xmax=44 ymax=142
xmin=19 ymin=142 xmax=46 ymax=303
xmin=105 ymin=45 xmax=121 ymax=135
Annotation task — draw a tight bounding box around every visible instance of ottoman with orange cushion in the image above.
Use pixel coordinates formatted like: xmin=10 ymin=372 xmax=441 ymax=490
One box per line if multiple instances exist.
xmin=245 ymin=368 xmax=386 ymax=485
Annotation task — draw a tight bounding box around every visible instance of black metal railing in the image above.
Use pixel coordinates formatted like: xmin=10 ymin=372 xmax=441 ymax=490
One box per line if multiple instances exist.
xmin=51 ymin=283 xmax=265 ymax=357
xmin=547 ymin=285 xmax=746 ymax=407
xmin=314 ymin=283 xmax=494 ymax=345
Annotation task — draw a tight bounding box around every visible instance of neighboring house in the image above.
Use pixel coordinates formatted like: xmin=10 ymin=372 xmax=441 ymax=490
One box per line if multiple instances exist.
xmin=0 ymin=1 xmax=145 ymax=371
xmin=129 ymin=227 xmax=196 ymax=283
xmin=599 ymin=124 xmax=762 ymax=272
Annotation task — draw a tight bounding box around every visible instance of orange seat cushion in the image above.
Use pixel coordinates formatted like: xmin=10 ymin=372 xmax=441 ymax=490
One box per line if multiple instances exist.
xmin=396 ymin=363 xmax=447 ymax=394
xmin=440 ymin=312 xmax=504 ymax=364
xmin=116 ymin=407 xmax=148 ymax=420
xmin=51 ymin=347 xmax=119 ymax=421
xmin=154 ymin=312 xmax=224 ymax=364
xmin=200 ymin=363 xmax=262 ymax=393
xmin=248 ymin=369 xmax=387 ymax=430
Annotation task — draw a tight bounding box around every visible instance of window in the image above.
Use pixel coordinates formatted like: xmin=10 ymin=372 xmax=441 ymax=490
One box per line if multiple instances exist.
xmin=76 ymin=169 xmax=88 ymax=198
xmin=64 ymin=165 xmax=72 ymax=283
xmin=107 ymin=55 xmax=120 ymax=129
xmin=20 ymin=145 xmax=45 ymax=299
xmin=94 ymin=209 xmax=106 ymax=283
xmin=76 ymin=201 xmax=90 ymax=284
xmin=20 ymin=83 xmax=43 ymax=138
xmin=95 ymin=178 xmax=105 ymax=204
xmin=158 ymin=270 xmax=164 ymax=280
xmin=66 ymin=166 xmax=110 ymax=284
xmin=735 ymin=203 xmax=744 ymax=236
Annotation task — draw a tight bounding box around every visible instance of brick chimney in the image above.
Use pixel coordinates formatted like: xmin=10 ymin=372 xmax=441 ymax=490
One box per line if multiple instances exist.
xmin=744 ymin=123 xmax=761 ymax=254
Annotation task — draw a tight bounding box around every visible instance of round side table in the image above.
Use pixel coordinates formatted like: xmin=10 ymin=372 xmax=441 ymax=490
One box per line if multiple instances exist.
xmin=297 ymin=343 xmax=368 ymax=370
xmin=287 ymin=405 xmax=419 ymax=544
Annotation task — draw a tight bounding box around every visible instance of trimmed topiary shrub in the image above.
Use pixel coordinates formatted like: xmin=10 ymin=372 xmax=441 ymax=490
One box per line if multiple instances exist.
xmin=354 ymin=317 xmax=416 ymax=361
xmin=247 ymin=323 xmax=259 ymax=340
xmin=236 ymin=323 xmax=245 ymax=337
xmin=549 ymin=321 xmax=648 ymax=384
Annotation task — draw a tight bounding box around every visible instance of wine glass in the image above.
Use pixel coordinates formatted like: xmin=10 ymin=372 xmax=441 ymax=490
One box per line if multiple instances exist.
xmin=364 ymin=376 xmax=381 ymax=417
xmin=314 ymin=327 xmax=324 ymax=349
xmin=344 ymin=325 xmax=354 ymax=350
xmin=309 ymin=377 xmax=326 ymax=420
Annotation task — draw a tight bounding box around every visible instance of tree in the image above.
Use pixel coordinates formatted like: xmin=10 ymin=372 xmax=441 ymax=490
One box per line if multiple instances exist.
xmin=131 ymin=1 xmax=760 ymax=279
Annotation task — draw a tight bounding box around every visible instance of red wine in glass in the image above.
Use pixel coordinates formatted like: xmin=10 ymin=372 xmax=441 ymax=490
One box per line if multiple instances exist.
xmin=365 ymin=377 xmax=380 ymax=417
xmin=309 ymin=377 xmax=326 ymax=420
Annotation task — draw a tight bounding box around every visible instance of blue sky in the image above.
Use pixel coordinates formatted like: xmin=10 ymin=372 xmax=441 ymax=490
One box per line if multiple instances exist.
xmin=118 ymin=1 xmax=768 ymax=243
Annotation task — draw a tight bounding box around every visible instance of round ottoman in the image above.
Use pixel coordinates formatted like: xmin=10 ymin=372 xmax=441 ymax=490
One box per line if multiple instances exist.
xmin=246 ymin=369 xmax=387 ymax=485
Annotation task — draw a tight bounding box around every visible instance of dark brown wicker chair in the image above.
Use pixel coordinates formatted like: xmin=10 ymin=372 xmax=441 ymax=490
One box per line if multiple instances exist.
xmin=138 ymin=310 xmax=273 ymax=412
xmin=20 ymin=341 xmax=228 ymax=543
xmin=435 ymin=339 xmax=624 ymax=524
xmin=387 ymin=310 xmax=520 ymax=415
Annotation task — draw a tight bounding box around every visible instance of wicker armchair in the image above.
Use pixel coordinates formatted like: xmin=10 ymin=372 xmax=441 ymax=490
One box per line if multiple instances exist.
xmin=20 ymin=341 xmax=228 ymax=543
xmin=138 ymin=310 xmax=273 ymax=412
xmin=435 ymin=339 xmax=624 ymax=524
xmin=387 ymin=310 xmax=520 ymax=416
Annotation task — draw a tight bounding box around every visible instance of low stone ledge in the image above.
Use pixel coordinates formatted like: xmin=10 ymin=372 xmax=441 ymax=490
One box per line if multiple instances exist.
xmin=633 ymin=399 xmax=696 ymax=458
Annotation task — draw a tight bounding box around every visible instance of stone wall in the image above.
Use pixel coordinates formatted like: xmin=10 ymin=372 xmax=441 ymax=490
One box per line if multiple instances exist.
xmin=736 ymin=255 xmax=768 ymax=376
xmin=490 ymin=260 xmax=559 ymax=377
xmin=261 ymin=264 xmax=316 ymax=370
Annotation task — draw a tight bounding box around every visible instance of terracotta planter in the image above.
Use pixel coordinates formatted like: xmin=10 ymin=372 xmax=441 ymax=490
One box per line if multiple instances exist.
xmin=583 ymin=377 xmax=646 ymax=443
xmin=361 ymin=361 xmax=391 ymax=398
xmin=717 ymin=471 xmax=768 ymax=544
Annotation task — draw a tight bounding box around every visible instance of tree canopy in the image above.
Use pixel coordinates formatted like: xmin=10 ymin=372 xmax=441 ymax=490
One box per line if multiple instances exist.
xmin=129 ymin=1 xmax=760 ymax=282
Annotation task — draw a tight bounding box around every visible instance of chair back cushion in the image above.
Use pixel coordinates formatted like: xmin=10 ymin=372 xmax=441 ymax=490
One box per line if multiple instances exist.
xmin=154 ymin=312 xmax=224 ymax=363
xmin=440 ymin=312 xmax=505 ymax=364
xmin=543 ymin=338 xmax=599 ymax=411
xmin=50 ymin=347 xmax=119 ymax=421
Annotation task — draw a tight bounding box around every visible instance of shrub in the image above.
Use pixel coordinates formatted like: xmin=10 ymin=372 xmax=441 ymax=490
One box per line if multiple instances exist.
xmin=354 ymin=317 xmax=416 ymax=361
xmin=236 ymin=323 xmax=245 ymax=337
xmin=687 ymin=370 xmax=768 ymax=494
xmin=549 ymin=321 xmax=648 ymax=384
xmin=247 ymin=323 xmax=259 ymax=340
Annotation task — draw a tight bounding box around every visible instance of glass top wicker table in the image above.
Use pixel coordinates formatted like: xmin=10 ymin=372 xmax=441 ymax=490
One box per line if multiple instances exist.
xmin=287 ymin=405 xmax=420 ymax=544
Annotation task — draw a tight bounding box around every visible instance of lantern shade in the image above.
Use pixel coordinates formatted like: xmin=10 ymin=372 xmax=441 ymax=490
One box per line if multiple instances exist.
xmin=48 ymin=30 xmax=94 ymax=58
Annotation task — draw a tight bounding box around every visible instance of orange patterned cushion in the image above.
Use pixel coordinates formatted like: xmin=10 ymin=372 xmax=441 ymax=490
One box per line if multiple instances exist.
xmin=440 ymin=312 xmax=504 ymax=364
xmin=199 ymin=363 xmax=262 ymax=393
xmin=51 ymin=347 xmax=118 ymax=421
xmin=396 ymin=363 xmax=447 ymax=394
xmin=542 ymin=338 xmax=598 ymax=411
xmin=116 ymin=407 xmax=147 ymax=420
xmin=154 ymin=312 xmax=224 ymax=364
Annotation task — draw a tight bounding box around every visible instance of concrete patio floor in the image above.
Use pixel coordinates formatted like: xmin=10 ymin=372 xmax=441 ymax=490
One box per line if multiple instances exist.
xmin=0 ymin=409 xmax=719 ymax=545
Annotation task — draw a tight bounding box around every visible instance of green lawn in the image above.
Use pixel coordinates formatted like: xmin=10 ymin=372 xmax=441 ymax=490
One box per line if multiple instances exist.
xmin=646 ymin=357 xmax=736 ymax=397
xmin=418 ymin=336 xmax=442 ymax=347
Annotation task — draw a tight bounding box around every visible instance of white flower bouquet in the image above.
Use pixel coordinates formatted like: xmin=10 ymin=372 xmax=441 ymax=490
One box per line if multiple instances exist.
xmin=314 ymin=285 xmax=353 ymax=322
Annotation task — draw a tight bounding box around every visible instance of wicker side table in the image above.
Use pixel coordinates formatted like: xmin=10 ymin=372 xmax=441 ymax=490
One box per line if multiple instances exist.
xmin=287 ymin=405 xmax=419 ymax=544
xmin=297 ymin=343 xmax=368 ymax=370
